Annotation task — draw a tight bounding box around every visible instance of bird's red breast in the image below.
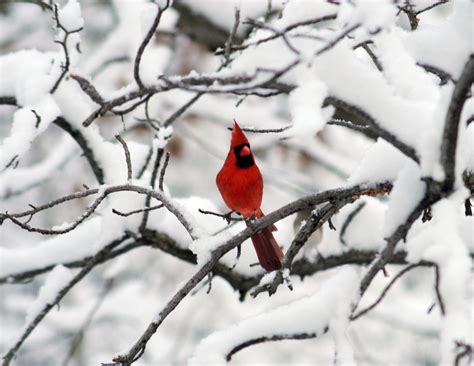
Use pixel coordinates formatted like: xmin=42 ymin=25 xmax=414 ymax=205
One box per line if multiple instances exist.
xmin=216 ymin=120 xmax=263 ymax=218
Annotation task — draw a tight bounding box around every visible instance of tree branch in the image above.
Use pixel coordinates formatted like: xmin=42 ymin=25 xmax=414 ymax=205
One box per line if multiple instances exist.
xmin=440 ymin=55 xmax=474 ymax=191
xmin=2 ymin=235 xmax=129 ymax=366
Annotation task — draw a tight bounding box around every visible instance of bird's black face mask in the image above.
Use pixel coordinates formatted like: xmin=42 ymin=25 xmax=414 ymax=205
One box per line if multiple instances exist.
xmin=234 ymin=143 xmax=255 ymax=168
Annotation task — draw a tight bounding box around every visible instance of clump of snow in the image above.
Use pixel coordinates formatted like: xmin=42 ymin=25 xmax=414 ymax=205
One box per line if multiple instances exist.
xmin=0 ymin=136 xmax=75 ymax=198
xmin=349 ymin=139 xmax=409 ymax=184
xmin=189 ymin=267 xmax=359 ymax=365
xmin=286 ymin=78 xmax=331 ymax=139
xmin=148 ymin=195 xmax=222 ymax=249
xmin=58 ymin=0 xmax=84 ymax=31
xmin=0 ymin=96 xmax=61 ymax=170
xmin=154 ymin=126 xmax=174 ymax=149
xmin=25 ymin=265 xmax=74 ymax=324
xmin=0 ymin=49 xmax=55 ymax=105
xmin=406 ymin=195 xmax=472 ymax=364
xmin=0 ymin=218 xmax=102 ymax=279
xmin=404 ymin=1 xmax=472 ymax=78
xmin=313 ymin=42 xmax=430 ymax=150
xmin=189 ymin=230 xmax=233 ymax=265
xmin=382 ymin=161 xmax=426 ymax=237
xmin=337 ymin=0 xmax=397 ymax=33
xmin=375 ymin=29 xmax=439 ymax=102
xmin=180 ymin=0 xmax=285 ymax=34
xmin=273 ymin=0 xmax=336 ymax=30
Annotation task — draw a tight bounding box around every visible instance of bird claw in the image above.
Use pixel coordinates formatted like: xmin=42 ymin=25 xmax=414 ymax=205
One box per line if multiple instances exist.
xmin=223 ymin=211 xmax=235 ymax=224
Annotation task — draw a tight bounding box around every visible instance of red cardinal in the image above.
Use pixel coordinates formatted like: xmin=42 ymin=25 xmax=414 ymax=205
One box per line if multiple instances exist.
xmin=216 ymin=120 xmax=284 ymax=271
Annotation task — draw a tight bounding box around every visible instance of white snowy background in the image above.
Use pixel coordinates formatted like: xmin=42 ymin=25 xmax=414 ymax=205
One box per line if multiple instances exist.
xmin=0 ymin=0 xmax=472 ymax=365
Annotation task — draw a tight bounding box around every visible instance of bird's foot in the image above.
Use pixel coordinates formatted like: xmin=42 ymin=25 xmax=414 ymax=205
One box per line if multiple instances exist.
xmin=223 ymin=210 xmax=235 ymax=224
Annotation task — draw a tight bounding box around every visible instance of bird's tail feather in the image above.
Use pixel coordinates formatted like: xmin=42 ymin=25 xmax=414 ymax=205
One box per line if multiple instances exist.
xmin=248 ymin=210 xmax=283 ymax=272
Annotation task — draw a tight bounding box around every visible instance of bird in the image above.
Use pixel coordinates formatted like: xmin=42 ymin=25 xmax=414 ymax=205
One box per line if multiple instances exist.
xmin=216 ymin=120 xmax=284 ymax=271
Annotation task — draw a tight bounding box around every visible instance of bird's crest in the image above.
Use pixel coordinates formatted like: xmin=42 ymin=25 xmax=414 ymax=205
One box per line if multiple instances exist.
xmin=231 ymin=119 xmax=249 ymax=148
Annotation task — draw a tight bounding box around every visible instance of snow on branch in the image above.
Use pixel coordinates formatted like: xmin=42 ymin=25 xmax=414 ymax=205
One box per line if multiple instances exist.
xmin=1 ymin=1 xmax=472 ymax=365
xmin=189 ymin=267 xmax=359 ymax=365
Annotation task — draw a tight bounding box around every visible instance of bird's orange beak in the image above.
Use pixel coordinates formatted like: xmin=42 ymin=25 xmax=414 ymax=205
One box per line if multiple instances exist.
xmin=240 ymin=145 xmax=251 ymax=156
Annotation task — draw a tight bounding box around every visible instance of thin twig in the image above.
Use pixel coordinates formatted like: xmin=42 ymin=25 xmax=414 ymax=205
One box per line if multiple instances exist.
xmin=134 ymin=0 xmax=170 ymax=89
xmin=112 ymin=205 xmax=164 ymax=217
xmin=115 ymin=135 xmax=133 ymax=181
xmin=139 ymin=145 xmax=164 ymax=232
xmin=340 ymin=202 xmax=366 ymax=246
xmin=50 ymin=4 xmax=83 ymax=93
xmin=433 ymin=264 xmax=446 ymax=315
xmin=351 ymin=264 xmax=424 ymax=320
xmin=62 ymin=279 xmax=115 ymax=366
xmin=223 ymin=8 xmax=240 ymax=66
xmin=227 ymin=124 xmax=292 ymax=134
xmin=158 ymin=152 xmax=170 ymax=191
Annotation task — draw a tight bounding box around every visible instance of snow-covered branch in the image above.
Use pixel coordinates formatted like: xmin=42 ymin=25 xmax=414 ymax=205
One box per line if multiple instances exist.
xmin=1 ymin=1 xmax=471 ymax=365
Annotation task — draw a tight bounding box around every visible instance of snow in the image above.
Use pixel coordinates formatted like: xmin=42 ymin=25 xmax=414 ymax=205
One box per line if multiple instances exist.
xmin=404 ymin=1 xmax=472 ymax=78
xmin=180 ymin=0 xmax=286 ymax=34
xmin=58 ymin=0 xmax=84 ymax=31
xmin=286 ymin=78 xmax=330 ymax=139
xmin=149 ymin=195 xmax=223 ymax=248
xmin=0 ymin=136 xmax=75 ymax=199
xmin=349 ymin=139 xmax=410 ymax=184
xmin=406 ymin=194 xmax=473 ymax=364
xmin=154 ymin=126 xmax=174 ymax=149
xmin=273 ymin=0 xmax=336 ymax=30
xmin=382 ymin=161 xmax=426 ymax=237
xmin=0 ymin=96 xmax=61 ymax=170
xmin=1 ymin=1 xmax=472 ymax=364
xmin=337 ymin=0 xmax=397 ymax=33
xmin=313 ymin=42 xmax=430 ymax=150
xmin=0 ymin=218 xmax=102 ymax=280
xmin=25 ymin=265 xmax=74 ymax=324
xmin=0 ymin=49 xmax=54 ymax=104
xmin=375 ymin=29 xmax=439 ymax=102
xmin=189 ymin=267 xmax=359 ymax=365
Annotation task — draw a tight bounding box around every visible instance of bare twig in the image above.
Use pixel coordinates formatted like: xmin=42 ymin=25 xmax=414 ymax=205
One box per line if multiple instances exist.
xmin=162 ymin=92 xmax=204 ymax=127
xmin=226 ymin=329 xmax=328 ymax=361
xmin=351 ymin=264 xmax=424 ymax=320
xmin=215 ymin=14 xmax=337 ymax=55
xmin=454 ymin=341 xmax=473 ymax=366
xmin=158 ymin=152 xmax=170 ymax=191
xmin=115 ymin=135 xmax=133 ymax=181
xmin=340 ymin=202 xmax=366 ymax=246
xmin=139 ymin=144 xmax=164 ymax=232
xmin=356 ymin=42 xmax=383 ymax=72
xmin=50 ymin=4 xmax=83 ymax=93
xmin=134 ymin=0 xmax=170 ymax=89
xmin=198 ymin=209 xmax=243 ymax=222
xmin=70 ymin=74 xmax=105 ymax=104
xmin=223 ymin=8 xmax=240 ymax=65
xmin=112 ymin=204 xmax=164 ymax=217
xmin=433 ymin=264 xmax=446 ymax=315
